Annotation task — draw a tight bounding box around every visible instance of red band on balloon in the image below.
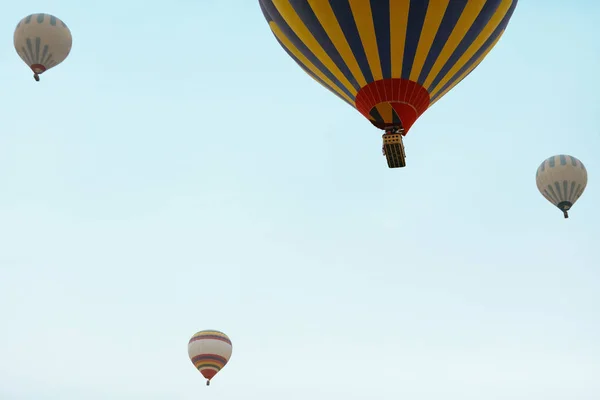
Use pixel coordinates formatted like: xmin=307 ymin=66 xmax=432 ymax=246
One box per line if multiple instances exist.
xmin=354 ymin=79 xmax=431 ymax=134
xmin=30 ymin=64 xmax=47 ymax=74
xmin=201 ymin=369 xmax=217 ymax=380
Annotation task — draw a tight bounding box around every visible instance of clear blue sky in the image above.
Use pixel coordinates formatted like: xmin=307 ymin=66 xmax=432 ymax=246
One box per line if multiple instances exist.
xmin=0 ymin=1 xmax=599 ymax=399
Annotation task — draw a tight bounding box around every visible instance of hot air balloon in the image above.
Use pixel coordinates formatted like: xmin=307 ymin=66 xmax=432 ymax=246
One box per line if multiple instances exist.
xmin=258 ymin=0 xmax=518 ymax=168
xmin=536 ymin=155 xmax=587 ymax=219
xmin=14 ymin=13 xmax=72 ymax=82
xmin=188 ymin=330 xmax=232 ymax=386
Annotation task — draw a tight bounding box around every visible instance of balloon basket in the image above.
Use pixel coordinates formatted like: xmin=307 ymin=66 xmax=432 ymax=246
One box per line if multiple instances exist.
xmin=382 ymin=130 xmax=406 ymax=168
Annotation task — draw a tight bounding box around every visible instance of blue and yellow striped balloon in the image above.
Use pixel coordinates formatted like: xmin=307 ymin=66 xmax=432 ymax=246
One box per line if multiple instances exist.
xmin=259 ymin=0 xmax=518 ymax=134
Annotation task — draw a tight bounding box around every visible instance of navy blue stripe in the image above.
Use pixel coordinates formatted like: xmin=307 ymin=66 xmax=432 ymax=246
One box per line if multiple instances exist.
xmin=417 ymin=1 xmax=468 ymax=85
xmin=370 ymin=107 xmax=384 ymax=123
xmin=401 ymin=0 xmax=429 ymax=80
xmin=329 ymin=0 xmax=375 ymax=83
xmin=430 ymin=2 xmax=517 ymax=103
xmin=392 ymin=109 xmax=402 ymax=125
xmin=260 ymin=1 xmax=356 ymax=100
xmin=370 ymin=0 xmax=392 ymax=79
xmin=428 ymin=0 xmax=503 ymax=91
xmin=289 ymin=1 xmax=361 ymax=91
xmin=259 ymin=0 xmax=271 ymax=21
xmin=275 ymin=36 xmax=355 ymax=107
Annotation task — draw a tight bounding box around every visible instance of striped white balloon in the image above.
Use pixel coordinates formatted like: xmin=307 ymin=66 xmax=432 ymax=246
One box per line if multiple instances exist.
xmin=188 ymin=330 xmax=233 ymax=386
xmin=14 ymin=13 xmax=72 ymax=81
xmin=536 ymin=154 xmax=587 ymax=218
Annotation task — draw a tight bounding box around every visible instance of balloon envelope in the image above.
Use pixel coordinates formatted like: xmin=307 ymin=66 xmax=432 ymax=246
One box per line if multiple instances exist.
xmin=536 ymin=155 xmax=587 ymax=218
xmin=188 ymin=330 xmax=232 ymax=384
xmin=258 ymin=0 xmax=518 ymax=133
xmin=14 ymin=13 xmax=72 ymax=79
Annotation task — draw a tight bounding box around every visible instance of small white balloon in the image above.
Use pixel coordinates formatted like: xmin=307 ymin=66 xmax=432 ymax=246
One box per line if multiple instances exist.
xmin=14 ymin=13 xmax=72 ymax=81
xmin=188 ymin=330 xmax=233 ymax=386
xmin=536 ymin=154 xmax=587 ymax=219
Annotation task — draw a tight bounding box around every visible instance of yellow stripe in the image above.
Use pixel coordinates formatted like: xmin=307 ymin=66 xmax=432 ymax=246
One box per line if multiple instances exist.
xmin=390 ymin=0 xmax=410 ymax=78
xmin=375 ymin=102 xmax=394 ymax=123
xmin=272 ymin=0 xmax=357 ymax=95
xmin=429 ymin=0 xmax=512 ymax=96
xmin=429 ymin=32 xmax=503 ymax=106
xmin=409 ymin=0 xmax=449 ymax=82
xmin=422 ymin=0 xmax=486 ymax=89
xmin=197 ymin=365 xmax=223 ymax=370
xmin=195 ymin=361 xmax=225 ymax=368
xmin=270 ymin=22 xmax=355 ymax=105
xmin=348 ymin=0 xmax=383 ymax=81
xmin=308 ymin=0 xmax=367 ymax=87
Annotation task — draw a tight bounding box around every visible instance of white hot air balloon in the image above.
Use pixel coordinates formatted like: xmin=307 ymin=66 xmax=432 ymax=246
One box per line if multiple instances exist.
xmin=188 ymin=330 xmax=233 ymax=386
xmin=536 ymin=154 xmax=588 ymax=219
xmin=14 ymin=13 xmax=72 ymax=82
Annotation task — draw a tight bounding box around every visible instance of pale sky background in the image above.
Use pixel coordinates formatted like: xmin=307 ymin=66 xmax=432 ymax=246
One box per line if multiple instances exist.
xmin=0 ymin=1 xmax=599 ymax=399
